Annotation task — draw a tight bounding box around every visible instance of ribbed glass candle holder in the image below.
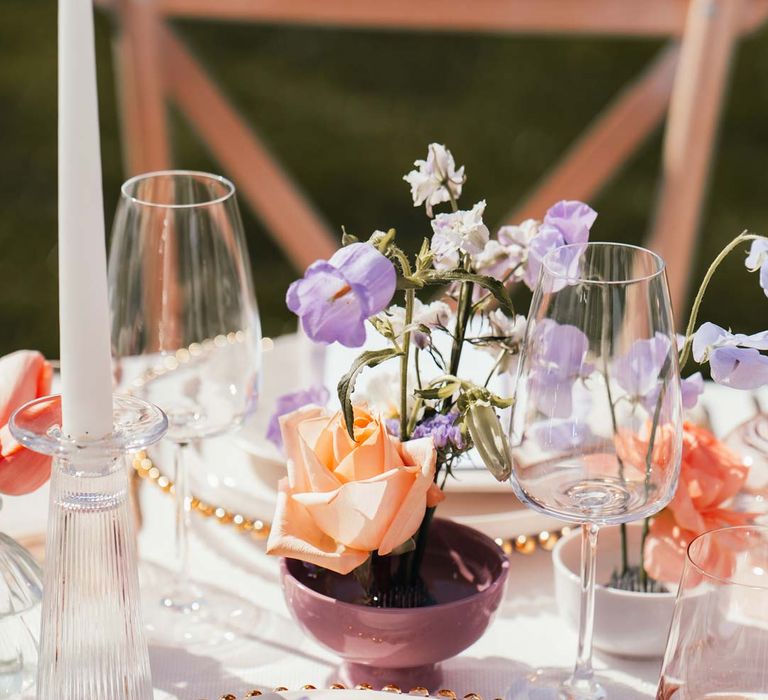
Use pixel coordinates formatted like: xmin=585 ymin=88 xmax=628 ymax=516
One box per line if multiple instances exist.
xmin=10 ymin=394 xmax=167 ymax=700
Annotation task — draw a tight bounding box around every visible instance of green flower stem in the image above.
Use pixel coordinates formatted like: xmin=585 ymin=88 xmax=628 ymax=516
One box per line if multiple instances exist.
xmin=679 ymin=231 xmax=763 ymax=368
xmin=409 ymin=505 xmax=436 ymax=586
xmin=400 ymin=288 xmax=415 ymax=440
xmin=600 ymin=285 xmax=630 ymax=576
xmin=639 ymin=517 xmax=650 ymax=592
xmin=638 ymin=359 xmax=669 ymax=590
xmin=448 ymin=256 xmax=474 ymax=383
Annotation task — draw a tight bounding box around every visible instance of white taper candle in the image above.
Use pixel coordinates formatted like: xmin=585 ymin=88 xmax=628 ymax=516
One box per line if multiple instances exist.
xmin=58 ymin=0 xmax=114 ymax=439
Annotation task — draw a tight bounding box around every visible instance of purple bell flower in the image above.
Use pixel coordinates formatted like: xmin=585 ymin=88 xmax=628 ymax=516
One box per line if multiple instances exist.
xmin=286 ymin=243 xmax=397 ymax=348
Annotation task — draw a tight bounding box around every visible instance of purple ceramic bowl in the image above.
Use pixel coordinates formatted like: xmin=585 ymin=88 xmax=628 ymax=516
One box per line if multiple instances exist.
xmin=280 ymin=518 xmax=509 ymax=689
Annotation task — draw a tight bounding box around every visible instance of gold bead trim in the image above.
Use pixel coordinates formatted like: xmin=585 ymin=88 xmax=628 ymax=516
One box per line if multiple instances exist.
xmin=204 ymin=686 xmax=502 ymax=699
xmin=132 ymin=451 xmax=271 ymax=540
xmin=132 ymin=456 xmax=570 ymax=553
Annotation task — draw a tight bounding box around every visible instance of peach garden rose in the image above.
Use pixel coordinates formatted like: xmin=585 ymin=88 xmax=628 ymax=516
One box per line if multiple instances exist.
xmin=643 ymin=422 xmax=753 ymax=584
xmin=266 ymin=404 xmax=443 ymax=575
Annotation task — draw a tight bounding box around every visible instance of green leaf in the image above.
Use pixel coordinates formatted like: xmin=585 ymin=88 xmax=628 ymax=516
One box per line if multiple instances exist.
xmin=419 ymin=270 xmax=515 ymax=316
xmin=337 ymin=348 xmax=403 ymax=439
xmin=415 ymin=381 xmax=461 ymax=401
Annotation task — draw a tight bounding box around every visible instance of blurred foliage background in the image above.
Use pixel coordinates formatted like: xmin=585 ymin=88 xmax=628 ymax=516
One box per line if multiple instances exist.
xmin=2 ymin=2 xmax=768 ymax=363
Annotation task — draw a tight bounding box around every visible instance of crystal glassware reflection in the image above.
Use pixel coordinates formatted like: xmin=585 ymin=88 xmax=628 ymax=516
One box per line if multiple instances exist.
xmin=508 ymin=243 xmax=683 ymax=699
xmin=0 ymin=518 xmax=42 ymax=700
xmin=108 ymin=170 xmax=262 ymax=643
xmin=657 ymin=525 xmax=768 ymax=699
xmin=10 ymin=394 xmax=167 ymax=700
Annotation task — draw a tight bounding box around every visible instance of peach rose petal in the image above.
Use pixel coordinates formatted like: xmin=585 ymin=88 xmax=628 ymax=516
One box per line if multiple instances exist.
xmin=279 ymin=405 xmax=329 ymax=492
xmin=266 ymin=478 xmax=369 ymax=576
xmin=296 ymin=416 xmax=343 ymax=492
xmin=294 ymin=468 xmax=416 ymax=551
xmin=334 ymin=417 xmax=404 ymax=483
xmin=379 ymin=438 xmax=438 ymax=556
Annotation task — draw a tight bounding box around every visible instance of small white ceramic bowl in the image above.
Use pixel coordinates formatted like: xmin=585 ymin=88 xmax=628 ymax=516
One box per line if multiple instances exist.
xmin=552 ymin=524 xmax=676 ymax=659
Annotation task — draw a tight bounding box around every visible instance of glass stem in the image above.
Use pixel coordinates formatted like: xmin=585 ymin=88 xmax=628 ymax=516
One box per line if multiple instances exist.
xmin=173 ymin=441 xmax=191 ymax=586
xmin=571 ymin=523 xmax=600 ymax=687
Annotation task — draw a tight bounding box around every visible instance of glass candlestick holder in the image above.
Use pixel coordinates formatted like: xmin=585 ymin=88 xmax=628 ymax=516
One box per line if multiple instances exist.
xmin=10 ymin=394 xmax=167 ymax=700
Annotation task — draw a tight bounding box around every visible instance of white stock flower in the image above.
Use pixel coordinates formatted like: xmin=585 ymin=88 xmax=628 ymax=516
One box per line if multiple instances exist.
xmin=353 ymin=367 xmax=419 ymax=420
xmin=403 ymin=143 xmax=465 ymax=217
xmin=480 ymin=311 xmax=527 ymax=373
xmin=384 ymin=299 xmax=452 ymax=349
xmin=488 ymin=309 xmax=527 ymax=342
xmin=430 ymin=200 xmax=490 ymax=270
xmin=498 ymin=219 xmax=539 ymax=253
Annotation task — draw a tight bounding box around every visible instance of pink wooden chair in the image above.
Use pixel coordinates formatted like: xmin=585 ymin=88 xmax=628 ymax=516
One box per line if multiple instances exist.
xmin=103 ymin=0 xmax=768 ymax=314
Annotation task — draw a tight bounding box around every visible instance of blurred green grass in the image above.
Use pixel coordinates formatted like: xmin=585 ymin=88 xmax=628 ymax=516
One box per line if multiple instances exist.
xmin=2 ymin=2 xmax=768 ymax=359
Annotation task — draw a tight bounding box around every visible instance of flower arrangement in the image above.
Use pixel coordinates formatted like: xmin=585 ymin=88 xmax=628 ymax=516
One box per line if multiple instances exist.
xmin=266 ymin=142 xmax=768 ymax=605
xmin=267 ymin=143 xmax=590 ymax=604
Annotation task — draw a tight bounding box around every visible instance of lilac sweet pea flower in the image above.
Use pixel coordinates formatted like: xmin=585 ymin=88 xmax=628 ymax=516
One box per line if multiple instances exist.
xmin=614 ymin=334 xmax=671 ymax=401
xmin=544 ymin=200 xmax=597 ymax=245
xmin=524 ymin=200 xmax=597 ymax=290
xmin=286 ymin=243 xmax=397 ymax=348
xmin=266 ymin=386 xmax=330 ymax=450
xmin=745 ymin=238 xmax=768 ymax=297
xmin=531 ymin=383 xmax=597 ymax=451
xmin=531 ymin=419 xmax=597 ymax=452
xmin=616 ymin=334 xmax=700 ymax=411
xmin=692 ymin=322 xmax=768 ymax=389
xmin=681 ymin=372 xmax=704 ymax=409
xmin=472 ymin=219 xmax=539 ymax=282
xmin=528 ymin=319 xmax=594 ymax=418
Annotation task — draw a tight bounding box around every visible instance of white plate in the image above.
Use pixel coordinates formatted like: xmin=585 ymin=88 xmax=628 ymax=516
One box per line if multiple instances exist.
xmin=181 ymin=331 xmax=560 ymax=540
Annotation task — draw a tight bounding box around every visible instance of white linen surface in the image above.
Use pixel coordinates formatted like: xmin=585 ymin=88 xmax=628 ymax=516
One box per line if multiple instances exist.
xmin=3 ymin=343 xmax=765 ymax=699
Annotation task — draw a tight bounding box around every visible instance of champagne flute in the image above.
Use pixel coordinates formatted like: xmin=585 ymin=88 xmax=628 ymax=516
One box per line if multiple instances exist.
xmin=508 ymin=242 xmax=683 ymax=699
xmin=108 ymin=170 xmax=261 ymax=640
xmin=657 ymin=525 xmax=768 ymax=700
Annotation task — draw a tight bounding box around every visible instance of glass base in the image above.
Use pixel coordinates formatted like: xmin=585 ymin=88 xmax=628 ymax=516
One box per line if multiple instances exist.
xmin=141 ymin=575 xmax=265 ymax=649
xmin=507 ymin=669 xmax=614 ymax=700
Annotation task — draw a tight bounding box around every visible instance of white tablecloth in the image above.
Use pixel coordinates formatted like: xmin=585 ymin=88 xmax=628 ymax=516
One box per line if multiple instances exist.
xmin=3 ymin=367 xmax=765 ymax=700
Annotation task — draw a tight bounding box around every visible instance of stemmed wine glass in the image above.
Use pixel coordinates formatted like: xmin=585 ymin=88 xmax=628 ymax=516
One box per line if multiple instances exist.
xmin=108 ymin=170 xmax=261 ymax=641
xmin=508 ymin=242 xmax=683 ymax=699
xmin=657 ymin=524 xmax=768 ymax=699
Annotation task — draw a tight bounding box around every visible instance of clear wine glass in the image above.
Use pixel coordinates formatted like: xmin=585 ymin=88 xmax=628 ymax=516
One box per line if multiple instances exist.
xmin=508 ymin=242 xmax=683 ymax=699
xmin=108 ymin=170 xmax=261 ymax=641
xmin=657 ymin=524 xmax=768 ymax=699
